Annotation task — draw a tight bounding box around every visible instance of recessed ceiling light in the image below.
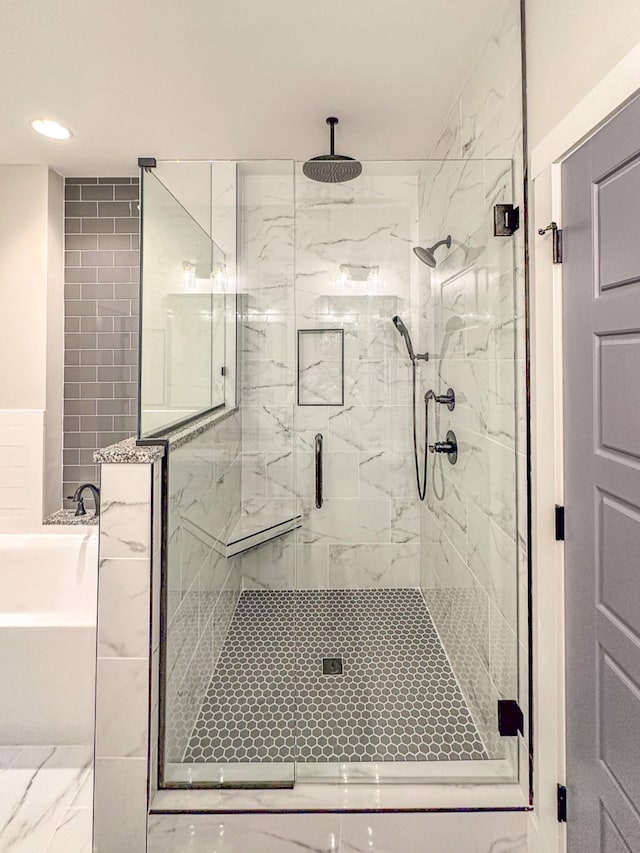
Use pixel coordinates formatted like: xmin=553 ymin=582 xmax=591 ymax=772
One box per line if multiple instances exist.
xmin=30 ymin=119 xmax=73 ymax=140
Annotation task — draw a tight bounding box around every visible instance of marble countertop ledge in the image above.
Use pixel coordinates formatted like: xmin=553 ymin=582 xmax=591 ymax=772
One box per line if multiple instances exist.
xmin=94 ymin=436 xmax=165 ymax=464
xmin=94 ymin=407 xmax=238 ymax=464
xmin=43 ymin=509 xmax=99 ymax=526
xmin=165 ymin=406 xmax=238 ymax=451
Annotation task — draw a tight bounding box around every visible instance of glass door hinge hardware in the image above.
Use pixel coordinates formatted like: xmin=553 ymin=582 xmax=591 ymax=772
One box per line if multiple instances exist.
xmin=497 ymin=699 xmax=523 ymax=736
xmin=137 ymin=157 xmax=157 ymax=169
xmin=555 ymin=505 xmax=565 ymax=541
xmin=537 ymin=221 xmax=563 ymax=263
xmin=557 ymin=784 xmax=567 ymax=822
xmin=494 ymin=204 xmax=520 ymax=236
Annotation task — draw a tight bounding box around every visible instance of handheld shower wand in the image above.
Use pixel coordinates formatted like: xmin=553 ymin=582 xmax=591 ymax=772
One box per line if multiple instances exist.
xmin=392 ymin=315 xmax=428 ymax=363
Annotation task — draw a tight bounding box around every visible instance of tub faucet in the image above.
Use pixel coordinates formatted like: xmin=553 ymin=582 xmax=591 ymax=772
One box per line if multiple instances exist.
xmin=67 ymin=483 xmax=101 ymax=518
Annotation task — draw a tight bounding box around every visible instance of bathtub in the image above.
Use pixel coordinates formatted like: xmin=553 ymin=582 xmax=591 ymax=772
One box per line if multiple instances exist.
xmin=0 ymin=532 xmax=98 ymax=745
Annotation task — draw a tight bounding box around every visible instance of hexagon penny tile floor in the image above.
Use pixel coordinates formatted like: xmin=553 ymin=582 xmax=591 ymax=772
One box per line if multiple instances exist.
xmin=184 ymin=588 xmax=488 ymax=764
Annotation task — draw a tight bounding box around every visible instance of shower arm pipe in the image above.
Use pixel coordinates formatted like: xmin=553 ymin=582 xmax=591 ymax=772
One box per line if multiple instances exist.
xmin=328 ymin=116 xmax=337 ymax=155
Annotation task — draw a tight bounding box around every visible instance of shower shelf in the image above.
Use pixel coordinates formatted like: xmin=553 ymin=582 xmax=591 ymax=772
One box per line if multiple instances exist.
xmin=223 ymin=510 xmax=303 ymax=558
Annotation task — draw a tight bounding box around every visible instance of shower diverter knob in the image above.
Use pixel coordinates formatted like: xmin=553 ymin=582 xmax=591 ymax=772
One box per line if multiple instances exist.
xmin=428 ymin=430 xmax=458 ymax=464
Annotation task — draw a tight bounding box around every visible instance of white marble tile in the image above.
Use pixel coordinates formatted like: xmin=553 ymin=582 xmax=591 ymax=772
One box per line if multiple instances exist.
xmin=241 ymin=451 xmax=266 ymax=501
xmin=97 ymin=558 xmax=150 ymax=658
xmin=344 ymin=359 xmax=389 ymax=405
xmin=241 ymin=536 xmax=295 ymax=589
xmin=460 ymin=0 xmax=521 ymax=158
xmin=329 ymin=405 xmax=408 ymax=453
xmin=95 ymin=658 xmax=148 ymax=759
xmin=243 ymin=359 xmax=295 ymax=406
xmin=390 ymin=498 xmax=420 ymax=543
xmin=468 ymin=502 xmax=518 ymax=631
xmin=294 ymin=404 xmax=329 ymax=432
xmin=99 ymin=485 xmax=152 ymax=560
xmin=341 ymin=812 xmax=527 ymax=852
xmin=152 ymin=460 xmax=162 ymax=553
xmin=148 ymin=813 xmax=341 ymax=853
xmin=0 ymin=747 xmax=90 ymax=853
xmin=166 ymin=585 xmax=199 ymax=684
xmin=44 ymin=807 xmax=92 ymax=853
xmin=297 ymin=451 xmax=359 ymax=499
xmin=327 ymin=544 xmax=420 ymax=588
xmin=359 ymin=451 xmax=414 ymax=498
xmin=265 ymin=450 xmax=295 ymax=497
xmin=449 ymin=427 xmax=516 ymax=541
xmin=427 ymin=444 xmax=467 ymax=543
xmin=0 ymin=747 xmax=21 ymax=769
xmin=242 ymin=404 xmax=293 ymax=453
xmin=241 ymin=315 xmax=294 ymax=361
xmin=435 ymin=358 xmax=488 ymax=437
xmin=295 ymin=543 xmax=329 ymax=587
xmin=70 ymin=769 xmax=93 ymax=809
xmin=430 ymin=100 xmax=463 ymax=158
xmin=199 ymin=545 xmax=233 ymax=594
xmin=298 ymin=497 xmax=390 ymax=545
xmin=93 ymin=757 xmax=147 ymax=853
xmin=179 ymin=526 xmax=210 ymax=596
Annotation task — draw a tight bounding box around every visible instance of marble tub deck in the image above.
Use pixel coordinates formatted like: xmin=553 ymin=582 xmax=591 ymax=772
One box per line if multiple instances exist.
xmin=0 ymin=746 xmax=92 ymax=853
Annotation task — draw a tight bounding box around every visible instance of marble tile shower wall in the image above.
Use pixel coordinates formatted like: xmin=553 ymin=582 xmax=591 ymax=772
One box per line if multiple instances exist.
xmin=63 ymin=177 xmax=140 ymax=507
xmin=417 ymin=0 xmax=525 ymax=762
xmin=238 ymin=171 xmax=422 ymax=589
xmin=164 ymin=412 xmax=243 ymax=762
xmin=238 ymin=171 xmax=296 ymax=527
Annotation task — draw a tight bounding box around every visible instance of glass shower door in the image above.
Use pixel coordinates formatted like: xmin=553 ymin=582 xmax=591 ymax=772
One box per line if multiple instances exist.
xmin=290 ymin=159 xmax=524 ymax=784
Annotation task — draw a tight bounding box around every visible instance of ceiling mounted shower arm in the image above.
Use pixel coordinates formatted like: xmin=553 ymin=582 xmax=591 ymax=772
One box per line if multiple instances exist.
xmin=327 ymin=116 xmax=338 ymax=156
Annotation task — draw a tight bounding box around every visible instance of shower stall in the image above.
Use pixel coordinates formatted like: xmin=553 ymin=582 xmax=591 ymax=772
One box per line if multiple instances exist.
xmin=138 ymin=156 xmax=528 ymax=791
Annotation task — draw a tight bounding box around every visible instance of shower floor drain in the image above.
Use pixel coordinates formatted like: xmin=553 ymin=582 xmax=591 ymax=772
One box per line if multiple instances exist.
xmin=322 ymin=657 xmax=343 ymax=675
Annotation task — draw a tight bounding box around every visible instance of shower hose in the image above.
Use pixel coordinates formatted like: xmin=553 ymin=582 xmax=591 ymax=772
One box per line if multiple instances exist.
xmin=411 ymin=359 xmax=431 ymax=501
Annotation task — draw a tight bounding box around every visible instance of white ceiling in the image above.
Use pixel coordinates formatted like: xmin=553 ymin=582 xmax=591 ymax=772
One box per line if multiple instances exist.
xmin=0 ymin=0 xmax=505 ymax=176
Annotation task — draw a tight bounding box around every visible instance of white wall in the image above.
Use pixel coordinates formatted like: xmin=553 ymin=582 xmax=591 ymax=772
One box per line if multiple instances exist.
xmin=0 ymin=166 xmax=49 ymax=408
xmin=0 ymin=165 xmax=64 ymax=529
xmin=45 ymin=170 xmax=64 ymax=517
xmin=526 ymin=0 xmax=640 ymax=148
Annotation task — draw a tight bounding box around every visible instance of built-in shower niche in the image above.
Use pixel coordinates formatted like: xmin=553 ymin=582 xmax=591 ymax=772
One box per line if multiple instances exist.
xmin=152 ymin=158 xmax=525 ymax=793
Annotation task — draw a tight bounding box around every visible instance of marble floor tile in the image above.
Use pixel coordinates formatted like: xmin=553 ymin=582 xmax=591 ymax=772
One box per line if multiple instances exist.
xmin=0 ymin=747 xmax=91 ymax=853
xmin=43 ymin=807 xmax=92 ymax=853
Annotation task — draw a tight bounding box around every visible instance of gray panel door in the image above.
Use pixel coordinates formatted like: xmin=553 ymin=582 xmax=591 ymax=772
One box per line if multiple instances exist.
xmin=563 ymin=94 xmax=640 ymax=853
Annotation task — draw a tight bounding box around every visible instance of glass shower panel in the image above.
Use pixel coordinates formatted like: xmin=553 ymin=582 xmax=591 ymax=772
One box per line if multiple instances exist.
xmin=139 ymin=169 xmax=225 ymax=438
xmin=417 ymin=158 xmax=521 ymax=776
xmin=161 ymin=161 xmax=298 ymax=788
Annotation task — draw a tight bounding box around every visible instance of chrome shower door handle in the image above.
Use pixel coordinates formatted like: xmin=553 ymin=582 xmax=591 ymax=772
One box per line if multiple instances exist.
xmin=315 ymin=433 xmax=323 ymax=508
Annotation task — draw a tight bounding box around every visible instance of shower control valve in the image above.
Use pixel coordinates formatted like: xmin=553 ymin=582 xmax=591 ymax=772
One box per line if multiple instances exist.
xmin=434 ymin=388 xmax=456 ymax=411
xmin=429 ymin=430 xmax=458 ymax=465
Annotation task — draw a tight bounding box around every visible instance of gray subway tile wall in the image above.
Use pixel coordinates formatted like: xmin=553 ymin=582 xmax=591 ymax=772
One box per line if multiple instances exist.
xmin=63 ymin=177 xmax=140 ymax=508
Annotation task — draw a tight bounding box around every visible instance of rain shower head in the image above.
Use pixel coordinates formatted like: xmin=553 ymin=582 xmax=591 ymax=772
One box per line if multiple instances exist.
xmin=302 ymin=117 xmax=362 ymax=184
xmin=392 ymin=315 xmax=416 ymax=362
xmin=413 ymin=235 xmax=452 ymax=268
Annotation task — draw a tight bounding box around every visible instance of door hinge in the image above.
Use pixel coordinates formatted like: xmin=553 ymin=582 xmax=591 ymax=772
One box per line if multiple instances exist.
xmin=537 ymin=221 xmax=563 ymax=263
xmin=557 ymin=784 xmax=567 ymax=823
xmin=494 ymin=204 xmax=520 ymax=236
xmin=137 ymin=156 xmax=157 ymax=169
xmin=497 ymin=700 xmax=524 ymax=736
xmin=555 ymin=505 xmax=565 ymax=541
xmin=220 ymin=366 xmax=226 ymax=376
